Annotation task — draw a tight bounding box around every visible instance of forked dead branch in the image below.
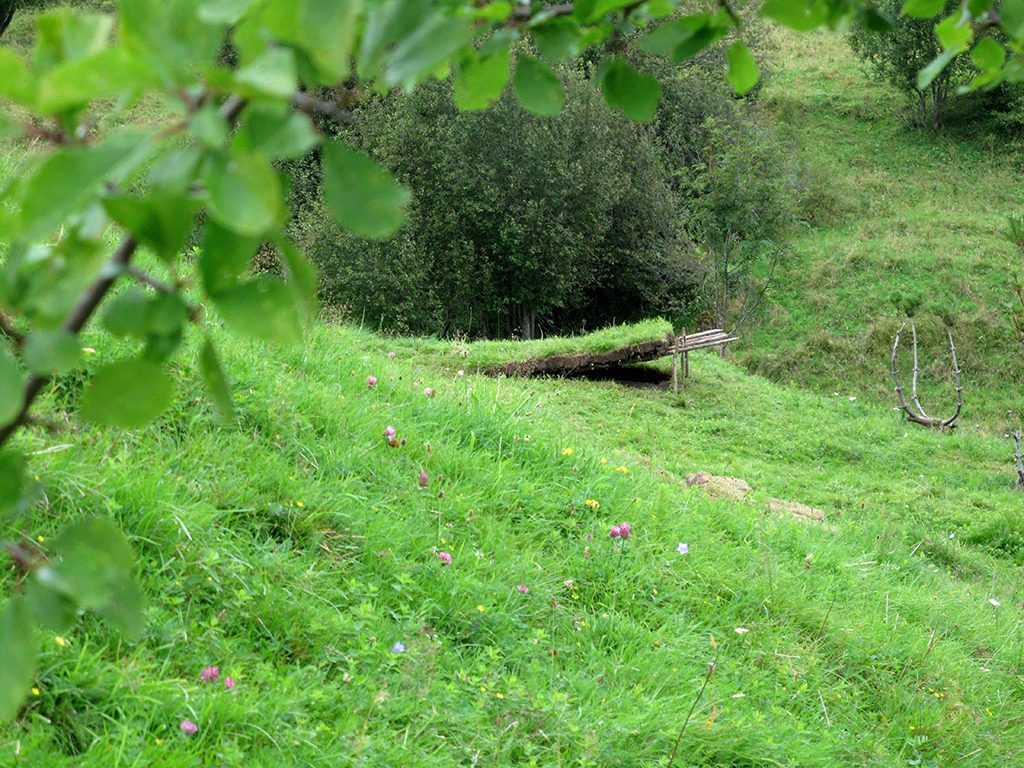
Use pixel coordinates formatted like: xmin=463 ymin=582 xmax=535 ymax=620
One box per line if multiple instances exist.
xmin=890 ymin=321 xmax=963 ymax=429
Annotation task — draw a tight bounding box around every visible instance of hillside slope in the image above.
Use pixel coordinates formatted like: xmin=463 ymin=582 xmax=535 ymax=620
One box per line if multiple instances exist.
xmin=741 ymin=32 xmax=1024 ymax=431
xmin=3 ymin=323 xmax=1024 ymax=766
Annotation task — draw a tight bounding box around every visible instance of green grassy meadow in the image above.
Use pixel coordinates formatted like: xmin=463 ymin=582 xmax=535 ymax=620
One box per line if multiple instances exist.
xmin=5 ymin=17 xmax=1024 ymax=768
xmin=742 ymin=32 xmax=1024 ymax=431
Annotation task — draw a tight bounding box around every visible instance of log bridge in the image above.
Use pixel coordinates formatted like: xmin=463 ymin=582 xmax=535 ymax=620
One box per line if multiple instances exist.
xmin=493 ymin=328 xmax=737 ymax=388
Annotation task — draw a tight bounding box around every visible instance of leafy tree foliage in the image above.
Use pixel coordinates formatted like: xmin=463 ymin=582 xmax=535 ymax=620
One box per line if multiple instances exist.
xmin=301 ymin=63 xmax=697 ymax=339
xmin=848 ymin=0 xmax=973 ymax=128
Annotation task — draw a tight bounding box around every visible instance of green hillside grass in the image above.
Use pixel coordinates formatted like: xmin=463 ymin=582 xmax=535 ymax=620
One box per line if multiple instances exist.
xmin=3 ymin=323 xmax=1024 ymax=766
xmin=6 ymin=15 xmax=1024 ymax=768
xmin=741 ymin=31 xmax=1024 ymax=431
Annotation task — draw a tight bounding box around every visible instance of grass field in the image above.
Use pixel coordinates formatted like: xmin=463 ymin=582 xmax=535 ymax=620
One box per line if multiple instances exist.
xmin=2 ymin=321 xmax=1024 ymax=766
xmin=5 ymin=14 xmax=1024 ymax=768
xmin=741 ymin=32 xmax=1024 ymax=431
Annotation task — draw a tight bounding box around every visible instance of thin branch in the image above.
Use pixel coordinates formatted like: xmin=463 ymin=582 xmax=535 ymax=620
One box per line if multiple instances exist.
xmin=910 ymin=322 xmax=929 ymax=421
xmin=890 ymin=321 xmax=961 ymax=430
xmin=0 ymin=310 xmax=25 ymax=347
xmin=127 ymin=266 xmax=201 ymax=322
xmin=290 ymin=92 xmax=356 ymax=126
xmin=1012 ymin=430 xmax=1024 ymax=490
xmin=666 ymin=653 xmax=719 ymax=768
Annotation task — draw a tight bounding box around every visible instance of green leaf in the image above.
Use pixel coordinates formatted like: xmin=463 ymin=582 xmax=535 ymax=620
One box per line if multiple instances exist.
xmin=120 ymin=0 xmax=226 ymax=86
xmin=512 ymin=55 xmax=565 ymax=117
xmin=454 ymin=46 xmax=511 ymax=110
xmin=45 ymin=517 xmax=145 ymax=638
xmin=34 ymin=10 xmax=112 ymax=71
xmin=586 ymin=0 xmax=637 ymax=20
xmin=80 ymin=358 xmax=174 ymax=428
xmin=532 ymin=17 xmax=582 ymax=62
xmin=198 ymin=219 xmax=259 ymax=296
xmin=233 ymin=105 xmax=319 ymax=160
xmin=0 ymin=451 xmax=26 ymax=519
xmin=276 ymin=239 xmax=318 ymax=322
xmin=383 ymin=14 xmax=473 ymax=89
xmin=212 ymin=278 xmax=303 ymax=344
xmin=1002 ymin=0 xmax=1024 ymax=38
xmin=935 ymin=14 xmax=972 ymax=51
xmin=599 ymin=58 xmax=661 ymax=122
xmin=18 ymin=132 xmax=150 ymax=241
xmin=203 ymin=150 xmax=284 ymax=237
xmin=322 ymin=141 xmax=410 ymax=240
xmin=22 ymin=331 xmax=82 ymax=376
xmin=235 ymin=47 xmax=298 ymax=99
xmin=102 ymin=193 xmax=201 ymax=260
xmin=0 ymin=50 xmax=36 ymax=104
xmin=198 ymin=0 xmax=259 ymax=24
xmin=0 ymin=347 xmax=25 ymax=428
xmin=291 ymin=0 xmax=361 ymax=81
xmin=640 ymin=14 xmax=731 ymax=62
xmin=971 ymin=37 xmax=1006 ymax=70
xmin=860 ymin=5 xmax=895 ymax=32
xmin=901 ymin=0 xmax=945 ymax=17
xmin=25 ymin=574 xmax=78 ymax=633
xmin=199 ymin=337 xmax=236 ymax=425
xmin=103 ymin=287 xmax=153 ymax=338
xmin=190 ymin=102 xmax=229 ymax=148
xmin=726 ymin=42 xmax=760 ymax=95
xmin=37 ymin=46 xmax=156 ymax=114
xmin=760 ymin=0 xmax=829 ymax=31
xmin=357 ymin=0 xmax=435 ymax=80
xmin=0 ymin=597 xmax=36 ymax=723
xmin=917 ymin=47 xmax=960 ymax=89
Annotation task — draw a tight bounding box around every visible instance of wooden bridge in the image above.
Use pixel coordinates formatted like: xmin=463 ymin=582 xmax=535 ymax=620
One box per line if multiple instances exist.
xmin=493 ymin=328 xmax=737 ymax=387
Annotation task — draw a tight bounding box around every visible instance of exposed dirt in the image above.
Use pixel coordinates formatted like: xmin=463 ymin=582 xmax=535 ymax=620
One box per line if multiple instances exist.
xmin=492 ymin=335 xmax=676 ymax=378
xmin=686 ymin=472 xmax=753 ymax=501
xmin=768 ymin=498 xmax=826 ymax=524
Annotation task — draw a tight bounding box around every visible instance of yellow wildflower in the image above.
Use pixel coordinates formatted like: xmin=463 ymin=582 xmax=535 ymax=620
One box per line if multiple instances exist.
xmin=476 ymin=604 xmax=486 ymax=612
xmin=295 ymin=500 xmax=304 ymax=508
xmin=584 ymin=498 xmax=600 ymax=510
xmin=615 ymin=465 xmax=629 ymax=474
xmin=36 ymin=535 xmax=44 ymax=543
xmin=31 ymin=688 xmax=40 ymax=696
xmin=561 ymin=447 xmax=574 ymax=456
xmin=54 ymin=636 xmax=66 ymax=647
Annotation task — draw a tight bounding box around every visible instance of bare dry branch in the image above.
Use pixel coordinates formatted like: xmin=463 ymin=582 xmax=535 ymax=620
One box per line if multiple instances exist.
xmin=891 ymin=321 xmax=962 ymax=429
xmin=1012 ymin=431 xmax=1024 ymax=490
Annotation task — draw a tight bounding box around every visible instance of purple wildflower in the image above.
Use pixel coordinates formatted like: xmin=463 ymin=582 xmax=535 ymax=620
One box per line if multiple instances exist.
xmin=200 ymin=666 xmax=219 ymax=683
xmin=517 ymin=584 xmax=529 ymax=594
xmin=437 ymin=551 xmax=452 ymax=566
xmin=224 ymin=677 xmax=236 ymax=690
xmin=366 ymin=375 xmax=378 ymax=388
xmin=180 ymin=719 xmax=198 ymax=736
xmin=392 ymin=641 xmax=406 ymax=654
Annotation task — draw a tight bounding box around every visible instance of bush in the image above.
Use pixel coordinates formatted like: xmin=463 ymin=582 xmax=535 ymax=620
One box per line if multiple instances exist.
xmin=299 ymin=64 xmax=697 ymax=339
xmin=848 ymin=0 xmax=974 ymax=129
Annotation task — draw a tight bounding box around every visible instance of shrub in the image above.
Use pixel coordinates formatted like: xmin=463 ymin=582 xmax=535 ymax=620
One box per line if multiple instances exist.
xmin=298 ymin=64 xmax=698 ymax=339
xmin=848 ymin=0 xmax=974 ymax=129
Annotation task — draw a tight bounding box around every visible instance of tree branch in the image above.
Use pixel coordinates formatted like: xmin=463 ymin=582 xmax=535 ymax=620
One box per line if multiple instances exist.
xmin=290 ymin=92 xmax=356 ymax=126
xmin=0 ymin=94 xmax=247 ymax=450
xmin=127 ymin=266 xmax=201 ymax=322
